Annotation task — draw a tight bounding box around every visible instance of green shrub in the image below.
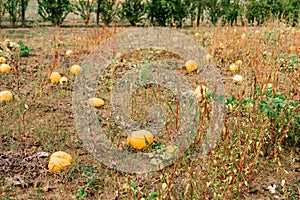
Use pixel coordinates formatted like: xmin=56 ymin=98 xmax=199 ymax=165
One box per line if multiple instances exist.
xmin=73 ymin=0 xmax=95 ymax=26
xmin=99 ymin=0 xmax=119 ymax=26
xmin=37 ymin=0 xmax=73 ymax=26
xmin=120 ymin=0 xmax=145 ymax=26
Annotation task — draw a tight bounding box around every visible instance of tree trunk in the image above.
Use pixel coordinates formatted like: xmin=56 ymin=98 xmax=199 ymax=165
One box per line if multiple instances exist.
xmin=96 ymin=0 xmax=101 ymax=26
xmin=196 ymin=0 xmax=202 ymax=27
xmin=21 ymin=0 xmax=26 ymax=27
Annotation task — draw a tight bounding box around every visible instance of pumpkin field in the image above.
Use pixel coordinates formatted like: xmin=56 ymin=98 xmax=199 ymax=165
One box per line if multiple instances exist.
xmin=1 ymin=21 xmax=300 ymax=199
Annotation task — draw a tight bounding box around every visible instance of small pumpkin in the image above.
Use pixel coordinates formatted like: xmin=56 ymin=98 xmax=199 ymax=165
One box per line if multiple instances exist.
xmin=48 ymin=151 xmax=73 ymax=173
xmin=0 ymin=64 xmax=11 ymax=73
xmin=0 ymin=90 xmax=13 ymax=102
xmin=232 ymin=75 xmax=243 ymax=83
xmin=229 ymin=63 xmax=238 ymax=72
xmin=194 ymin=85 xmax=209 ymax=100
xmin=65 ymin=50 xmax=73 ymax=57
xmin=50 ymin=72 xmax=61 ymax=83
xmin=0 ymin=57 xmax=7 ymax=64
xmin=235 ymin=60 xmax=243 ymax=66
xmin=60 ymin=76 xmax=68 ymax=85
xmin=70 ymin=64 xmax=82 ymax=75
xmin=88 ymin=97 xmax=105 ymax=107
xmin=126 ymin=130 xmax=154 ymax=150
xmin=185 ymin=60 xmax=197 ymax=72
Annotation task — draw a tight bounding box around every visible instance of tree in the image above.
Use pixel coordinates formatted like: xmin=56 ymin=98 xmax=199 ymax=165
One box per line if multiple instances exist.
xmin=21 ymin=0 xmax=30 ymax=27
xmin=4 ymin=0 xmax=22 ymax=26
xmin=99 ymin=0 xmax=119 ymax=26
xmin=96 ymin=0 xmax=102 ymax=26
xmin=120 ymin=0 xmax=145 ymax=26
xmin=73 ymin=0 xmax=95 ymax=26
xmin=204 ymin=0 xmax=223 ymax=25
xmin=38 ymin=0 xmax=73 ymax=26
xmin=146 ymin=0 xmax=188 ymax=27
xmin=221 ymin=0 xmax=242 ymax=26
xmin=0 ymin=0 xmax=7 ymax=27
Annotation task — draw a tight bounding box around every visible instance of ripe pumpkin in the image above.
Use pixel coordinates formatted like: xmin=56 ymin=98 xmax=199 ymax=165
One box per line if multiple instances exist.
xmin=60 ymin=76 xmax=68 ymax=85
xmin=126 ymin=130 xmax=154 ymax=150
xmin=65 ymin=50 xmax=73 ymax=57
xmin=70 ymin=64 xmax=82 ymax=75
xmin=88 ymin=97 xmax=105 ymax=107
xmin=0 ymin=57 xmax=7 ymax=64
xmin=235 ymin=60 xmax=243 ymax=66
xmin=185 ymin=60 xmax=197 ymax=72
xmin=0 ymin=64 xmax=11 ymax=73
xmin=229 ymin=63 xmax=238 ymax=72
xmin=194 ymin=85 xmax=209 ymax=100
xmin=232 ymin=75 xmax=243 ymax=83
xmin=48 ymin=151 xmax=73 ymax=173
xmin=0 ymin=90 xmax=13 ymax=102
xmin=50 ymin=72 xmax=61 ymax=83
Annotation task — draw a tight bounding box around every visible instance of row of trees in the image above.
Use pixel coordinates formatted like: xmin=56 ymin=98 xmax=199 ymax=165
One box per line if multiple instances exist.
xmin=0 ymin=0 xmax=299 ymax=27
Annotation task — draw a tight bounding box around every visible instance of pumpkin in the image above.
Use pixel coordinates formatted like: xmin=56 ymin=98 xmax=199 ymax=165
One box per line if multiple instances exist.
xmin=194 ymin=85 xmax=209 ymax=100
xmin=185 ymin=60 xmax=197 ymax=72
xmin=0 ymin=57 xmax=7 ymax=64
xmin=126 ymin=130 xmax=154 ymax=150
xmin=50 ymin=72 xmax=61 ymax=83
xmin=48 ymin=151 xmax=73 ymax=173
xmin=243 ymin=102 xmax=253 ymax=109
xmin=0 ymin=64 xmax=11 ymax=73
xmin=3 ymin=39 xmax=10 ymax=46
xmin=65 ymin=50 xmax=73 ymax=57
xmin=229 ymin=63 xmax=238 ymax=72
xmin=0 ymin=90 xmax=13 ymax=102
xmin=232 ymin=75 xmax=243 ymax=83
xmin=235 ymin=60 xmax=243 ymax=66
xmin=70 ymin=64 xmax=82 ymax=75
xmin=88 ymin=97 xmax=104 ymax=107
xmin=60 ymin=76 xmax=68 ymax=85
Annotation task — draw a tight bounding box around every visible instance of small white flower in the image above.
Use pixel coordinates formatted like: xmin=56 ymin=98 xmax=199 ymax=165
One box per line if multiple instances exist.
xmin=267 ymin=184 xmax=276 ymax=194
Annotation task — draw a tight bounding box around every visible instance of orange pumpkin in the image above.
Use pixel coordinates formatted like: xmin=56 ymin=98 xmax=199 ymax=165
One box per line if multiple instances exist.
xmin=126 ymin=130 xmax=154 ymax=150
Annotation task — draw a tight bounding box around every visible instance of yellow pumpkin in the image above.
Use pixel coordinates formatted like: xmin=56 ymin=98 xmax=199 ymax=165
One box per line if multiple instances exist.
xmin=194 ymin=85 xmax=209 ymax=100
xmin=229 ymin=63 xmax=238 ymax=72
xmin=50 ymin=72 xmax=61 ymax=83
xmin=185 ymin=60 xmax=197 ymax=72
xmin=0 ymin=57 xmax=7 ymax=64
xmin=0 ymin=90 xmax=13 ymax=102
xmin=60 ymin=76 xmax=68 ymax=85
xmin=48 ymin=151 xmax=73 ymax=173
xmin=88 ymin=97 xmax=105 ymax=107
xmin=126 ymin=130 xmax=154 ymax=150
xmin=235 ymin=60 xmax=243 ymax=66
xmin=3 ymin=39 xmax=10 ymax=46
xmin=70 ymin=64 xmax=82 ymax=75
xmin=232 ymin=75 xmax=243 ymax=83
xmin=0 ymin=64 xmax=11 ymax=73
xmin=65 ymin=50 xmax=73 ymax=57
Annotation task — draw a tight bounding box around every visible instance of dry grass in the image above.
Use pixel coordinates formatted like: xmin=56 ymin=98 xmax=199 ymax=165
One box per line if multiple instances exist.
xmin=0 ymin=22 xmax=299 ymax=199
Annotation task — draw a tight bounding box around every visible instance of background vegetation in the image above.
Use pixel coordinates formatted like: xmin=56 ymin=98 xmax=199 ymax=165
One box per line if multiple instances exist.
xmin=0 ymin=0 xmax=299 ymax=27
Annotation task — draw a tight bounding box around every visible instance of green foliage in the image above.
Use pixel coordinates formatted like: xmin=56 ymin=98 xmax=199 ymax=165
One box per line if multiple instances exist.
xmin=0 ymin=0 xmax=7 ymax=26
xmin=73 ymin=0 xmax=95 ymax=26
xmin=120 ymin=0 xmax=145 ymax=26
xmin=17 ymin=41 xmax=34 ymax=57
xmin=37 ymin=0 xmax=73 ymax=26
xmin=99 ymin=0 xmax=119 ymax=26
xmin=3 ymin=0 xmax=29 ymax=26
xmin=204 ymin=0 xmax=223 ymax=25
xmin=282 ymin=0 xmax=300 ymax=26
xmin=259 ymin=90 xmax=299 ymax=148
xmin=221 ymin=0 xmax=243 ymax=26
xmin=146 ymin=0 xmax=188 ymax=27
